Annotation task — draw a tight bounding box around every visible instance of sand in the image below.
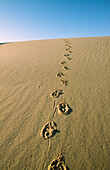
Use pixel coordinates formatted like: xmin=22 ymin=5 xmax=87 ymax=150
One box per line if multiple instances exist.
xmin=0 ymin=36 xmax=110 ymax=170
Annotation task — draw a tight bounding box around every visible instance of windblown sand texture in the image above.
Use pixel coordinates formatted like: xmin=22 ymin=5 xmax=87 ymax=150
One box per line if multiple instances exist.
xmin=0 ymin=36 xmax=110 ymax=169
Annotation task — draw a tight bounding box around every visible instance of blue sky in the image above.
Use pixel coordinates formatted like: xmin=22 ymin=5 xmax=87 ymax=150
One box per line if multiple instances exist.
xmin=0 ymin=0 xmax=110 ymax=42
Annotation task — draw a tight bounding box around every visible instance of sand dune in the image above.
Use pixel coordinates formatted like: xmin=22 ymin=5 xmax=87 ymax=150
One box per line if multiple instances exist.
xmin=0 ymin=36 xmax=110 ymax=169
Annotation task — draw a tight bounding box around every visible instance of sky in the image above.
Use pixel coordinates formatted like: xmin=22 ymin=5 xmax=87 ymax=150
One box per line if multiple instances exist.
xmin=0 ymin=0 xmax=110 ymax=43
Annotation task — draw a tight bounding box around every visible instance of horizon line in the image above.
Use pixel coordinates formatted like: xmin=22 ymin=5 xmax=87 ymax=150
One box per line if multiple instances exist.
xmin=0 ymin=35 xmax=110 ymax=44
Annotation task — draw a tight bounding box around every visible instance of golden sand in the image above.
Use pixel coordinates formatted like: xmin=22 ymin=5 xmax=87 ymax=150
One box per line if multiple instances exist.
xmin=0 ymin=36 xmax=110 ymax=169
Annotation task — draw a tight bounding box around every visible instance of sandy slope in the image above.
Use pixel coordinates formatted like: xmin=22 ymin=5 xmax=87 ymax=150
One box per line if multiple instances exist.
xmin=0 ymin=36 xmax=110 ymax=170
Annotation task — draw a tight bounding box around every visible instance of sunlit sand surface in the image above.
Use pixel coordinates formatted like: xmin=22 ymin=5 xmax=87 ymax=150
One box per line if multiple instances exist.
xmin=0 ymin=36 xmax=110 ymax=169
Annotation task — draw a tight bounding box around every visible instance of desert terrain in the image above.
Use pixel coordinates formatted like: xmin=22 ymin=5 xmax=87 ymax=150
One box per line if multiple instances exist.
xmin=0 ymin=36 xmax=110 ymax=169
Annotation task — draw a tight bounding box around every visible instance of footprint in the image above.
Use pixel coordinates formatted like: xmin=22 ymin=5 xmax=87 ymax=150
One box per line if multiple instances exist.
xmin=66 ymin=57 xmax=72 ymax=60
xmin=66 ymin=44 xmax=71 ymax=48
xmin=65 ymin=42 xmax=70 ymax=45
xmin=65 ymin=44 xmax=69 ymax=46
xmin=64 ymin=53 xmax=69 ymax=57
xmin=57 ymin=102 xmax=70 ymax=115
xmin=60 ymin=79 xmax=68 ymax=86
xmin=65 ymin=48 xmax=70 ymax=51
xmin=56 ymin=72 xmax=64 ymax=78
xmin=41 ymin=122 xmax=58 ymax=140
xmin=61 ymin=61 xmax=66 ymax=65
xmin=48 ymin=155 xmax=67 ymax=170
xmin=64 ymin=40 xmax=69 ymax=43
xmin=63 ymin=66 xmax=69 ymax=71
xmin=50 ymin=89 xmax=62 ymax=98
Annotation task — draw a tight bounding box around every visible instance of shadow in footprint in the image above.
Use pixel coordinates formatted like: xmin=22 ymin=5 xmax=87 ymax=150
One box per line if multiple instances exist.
xmin=66 ymin=42 xmax=70 ymax=45
xmin=57 ymin=102 xmax=72 ymax=115
xmin=61 ymin=61 xmax=66 ymax=65
xmin=66 ymin=57 xmax=72 ymax=60
xmin=65 ymin=41 xmax=69 ymax=43
xmin=65 ymin=44 xmax=69 ymax=46
xmin=65 ymin=48 xmax=70 ymax=51
xmin=68 ymin=107 xmax=73 ymax=115
xmin=41 ymin=122 xmax=60 ymax=140
xmin=66 ymin=44 xmax=71 ymax=48
xmin=48 ymin=155 xmax=68 ymax=170
xmin=64 ymin=53 xmax=69 ymax=57
xmin=56 ymin=72 xmax=64 ymax=78
xmin=60 ymin=79 xmax=68 ymax=86
xmin=63 ymin=66 xmax=69 ymax=71
xmin=66 ymin=166 xmax=70 ymax=170
xmin=50 ymin=89 xmax=63 ymax=98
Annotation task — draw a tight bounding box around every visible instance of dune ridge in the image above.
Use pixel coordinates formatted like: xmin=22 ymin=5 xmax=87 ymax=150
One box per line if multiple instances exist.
xmin=0 ymin=36 xmax=110 ymax=169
